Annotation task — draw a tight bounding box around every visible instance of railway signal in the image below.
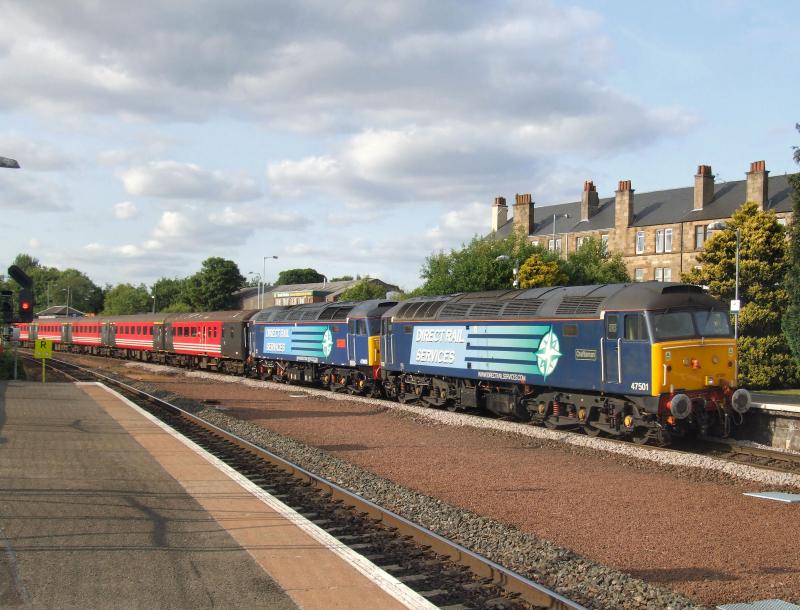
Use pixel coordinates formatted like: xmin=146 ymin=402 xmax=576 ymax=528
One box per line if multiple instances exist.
xmin=7 ymin=265 xmax=34 ymax=323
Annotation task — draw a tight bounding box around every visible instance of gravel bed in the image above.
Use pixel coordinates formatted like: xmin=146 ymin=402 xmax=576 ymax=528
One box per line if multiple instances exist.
xmin=116 ymin=365 xmax=703 ymax=610
xmin=127 ymin=362 xmax=800 ymax=490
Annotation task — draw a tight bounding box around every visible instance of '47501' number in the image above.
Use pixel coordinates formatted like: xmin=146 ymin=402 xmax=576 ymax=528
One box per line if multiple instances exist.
xmin=630 ymin=382 xmax=649 ymax=391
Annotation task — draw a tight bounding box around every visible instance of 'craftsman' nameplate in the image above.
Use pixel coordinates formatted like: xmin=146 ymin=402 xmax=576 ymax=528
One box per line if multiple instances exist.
xmin=575 ymin=348 xmax=597 ymax=361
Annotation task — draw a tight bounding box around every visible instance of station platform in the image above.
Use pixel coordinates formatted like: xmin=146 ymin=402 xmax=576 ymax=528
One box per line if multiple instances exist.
xmin=0 ymin=381 xmax=425 ymax=610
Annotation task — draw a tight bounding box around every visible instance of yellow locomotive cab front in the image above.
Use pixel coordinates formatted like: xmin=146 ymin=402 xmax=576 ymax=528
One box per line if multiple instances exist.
xmin=651 ymin=338 xmax=737 ymax=396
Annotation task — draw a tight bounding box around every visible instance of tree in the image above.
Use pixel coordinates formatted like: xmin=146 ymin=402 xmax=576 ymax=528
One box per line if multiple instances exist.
xmin=683 ymin=201 xmax=798 ymax=388
xmin=518 ymin=252 xmax=566 ymax=288
xmin=53 ymin=268 xmax=104 ymax=313
xmin=330 ymin=275 xmax=354 ymax=281
xmin=276 ymin=268 xmax=325 ymax=286
xmin=183 ymin=257 xmax=245 ymax=311
xmin=416 ymin=230 xmax=545 ymax=295
xmin=793 ymin=122 xmax=800 ymax=165
xmin=562 ymin=237 xmax=630 ymax=285
xmin=338 ymin=279 xmax=389 ymax=301
xmin=103 ymin=283 xmax=151 ymax=315
xmin=150 ymin=277 xmax=187 ymax=312
xmin=782 ymin=172 xmax=800 ymax=366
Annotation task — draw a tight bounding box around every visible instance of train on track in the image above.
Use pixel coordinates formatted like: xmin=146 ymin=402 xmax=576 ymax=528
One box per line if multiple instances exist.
xmin=15 ymin=282 xmax=751 ymax=445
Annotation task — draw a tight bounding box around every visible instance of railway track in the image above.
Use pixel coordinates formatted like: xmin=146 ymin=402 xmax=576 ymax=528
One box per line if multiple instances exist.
xmin=27 ymin=354 xmax=585 ymax=610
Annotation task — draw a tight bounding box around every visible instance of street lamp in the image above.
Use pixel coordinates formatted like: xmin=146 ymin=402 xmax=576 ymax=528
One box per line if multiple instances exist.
xmin=151 ymin=294 xmax=156 ymax=314
xmin=495 ymin=255 xmax=520 ymax=288
xmin=262 ymin=255 xmax=278 ymax=308
xmin=61 ymin=287 xmax=71 ymax=313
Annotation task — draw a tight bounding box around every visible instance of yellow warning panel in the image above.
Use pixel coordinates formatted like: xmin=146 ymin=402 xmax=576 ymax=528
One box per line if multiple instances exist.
xmin=34 ymin=339 xmax=52 ymax=359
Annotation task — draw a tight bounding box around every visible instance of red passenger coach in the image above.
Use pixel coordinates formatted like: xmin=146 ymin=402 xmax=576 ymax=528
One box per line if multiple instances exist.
xmin=35 ymin=321 xmax=64 ymax=344
xmin=70 ymin=320 xmax=103 ymax=350
xmin=17 ymin=323 xmax=30 ymax=341
xmin=164 ymin=310 xmax=257 ymax=373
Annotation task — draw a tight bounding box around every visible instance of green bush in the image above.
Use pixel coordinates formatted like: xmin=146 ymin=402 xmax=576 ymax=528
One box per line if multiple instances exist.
xmin=0 ymin=348 xmax=24 ymax=380
xmin=737 ymin=335 xmax=800 ymax=389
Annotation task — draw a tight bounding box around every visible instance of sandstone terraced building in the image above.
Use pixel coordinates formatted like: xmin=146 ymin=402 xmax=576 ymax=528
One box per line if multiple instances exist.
xmin=490 ymin=161 xmax=795 ymax=282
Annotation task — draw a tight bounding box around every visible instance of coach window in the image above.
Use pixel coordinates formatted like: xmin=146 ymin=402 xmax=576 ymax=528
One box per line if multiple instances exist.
xmin=191 ymin=327 xmax=197 ymax=337
xmin=624 ymin=314 xmax=648 ymax=341
xmin=606 ymin=314 xmax=618 ymax=339
xmin=356 ymin=319 xmax=367 ymax=335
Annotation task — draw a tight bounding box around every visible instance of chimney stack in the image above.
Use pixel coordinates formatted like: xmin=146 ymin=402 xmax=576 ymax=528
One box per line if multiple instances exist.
xmin=746 ymin=160 xmax=769 ymax=211
xmin=615 ymin=180 xmax=634 ymax=228
xmin=491 ymin=196 xmax=508 ymax=232
xmin=580 ymin=180 xmax=599 ymax=221
xmin=694 ymin=164 xmax=714 ymax=211
xmin=513 ymin=193 xmax=535 ymax=235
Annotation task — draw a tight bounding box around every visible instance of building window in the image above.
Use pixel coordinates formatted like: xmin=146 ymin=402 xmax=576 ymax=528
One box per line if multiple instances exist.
xmin=532 ymin=240 xmax=539 ymax=246
xmin=655 ymin=229 xmax=672 ymax=253
xmin=548 ymin=238 xmax=562 ymax=252
xmin=576 ymin=236 xmax=586 ymax=249
xmin=654 ymin=267 xmax=673 ymax=282
xmin=777 ymin=218 xmax=787 ymax=226
xmin=635 ymin=231 xmax=645 ymax=254
xmin=601 ymin=234 xmax=608 ymax=252
xmin=634 ymin=268 xmax=645 ymax=282
xmin=695 ymin=225 xmax=706 ymax=249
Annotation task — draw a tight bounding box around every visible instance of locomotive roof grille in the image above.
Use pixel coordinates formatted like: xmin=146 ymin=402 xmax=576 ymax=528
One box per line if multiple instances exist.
xmin=500 ymin=298 xmax=543 ymax=317
xmin=555 ymin=296 xmax=605 ymax=316
xmin=438 ymin=303 xmax=472 ymax=319
xmin=469 ymin=302 xmax=503 ymax=319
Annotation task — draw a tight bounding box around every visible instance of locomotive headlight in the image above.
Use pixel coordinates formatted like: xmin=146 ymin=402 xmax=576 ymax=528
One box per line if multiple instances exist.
xmin=728 ymin=347 xmax=734 ymax=356
xmin=682 ymin=357 xmax=690 ymax=366
xmin=712 ymin=355 xmax=720 ymax=364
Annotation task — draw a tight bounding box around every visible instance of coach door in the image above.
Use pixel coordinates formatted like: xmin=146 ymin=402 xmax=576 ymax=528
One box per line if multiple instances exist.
xmin=154 ymin=323 xmax=165 ymax=351
xmin=603 ymin=314 xmax=622 ymax=390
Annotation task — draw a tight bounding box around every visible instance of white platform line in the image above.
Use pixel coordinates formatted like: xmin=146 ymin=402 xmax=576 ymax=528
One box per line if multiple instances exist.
xmin=79 ymin=382 xmax=436 ymax=610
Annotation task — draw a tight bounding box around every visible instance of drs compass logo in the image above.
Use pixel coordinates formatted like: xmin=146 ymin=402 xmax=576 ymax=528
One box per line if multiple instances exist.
xmin=535 ymin=330 xmax=561 ymax=378
xmin=322 ymin=328 xmax=333 ymax=357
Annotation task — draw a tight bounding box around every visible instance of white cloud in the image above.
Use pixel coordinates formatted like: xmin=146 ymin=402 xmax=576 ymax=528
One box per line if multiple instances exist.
xmin=121 ymin=161 xmax=261 ymax=201
xmin=113 ymin=201 xmax=138 ymax=219
xmin=0 ymin=133 xmax=74 ymax=171
xmin=28 ymin=238 xmax=40 ymax=248
xmin=0 ymin=172 xmax=69 ymax=211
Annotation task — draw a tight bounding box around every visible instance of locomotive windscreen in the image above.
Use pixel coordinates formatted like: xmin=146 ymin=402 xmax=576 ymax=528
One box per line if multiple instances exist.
xmin=651 ymin=310 xmax=732 ymax=341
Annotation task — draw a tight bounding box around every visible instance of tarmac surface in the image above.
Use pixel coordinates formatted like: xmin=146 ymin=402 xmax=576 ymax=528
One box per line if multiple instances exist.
xmin=0 ymin=381 xmax=417 ymax=610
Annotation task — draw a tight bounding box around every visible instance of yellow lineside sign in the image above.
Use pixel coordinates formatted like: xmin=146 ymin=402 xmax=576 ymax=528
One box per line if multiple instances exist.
xmin=34 ymin=339 xmax=52 ymax=359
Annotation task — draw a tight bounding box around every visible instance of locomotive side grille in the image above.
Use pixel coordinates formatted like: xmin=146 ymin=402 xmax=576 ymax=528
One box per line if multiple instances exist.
xmin=438 ymin=303 xmax=472 ymax=319
xmin=469 ymin=302 xmax=503 ymax=319
xmin=555 ymin=296 xmax=604 ymax=316
xmin=501 ymin=299 xmax=543 ymax=317
xmin=319 ymin=306 xmax=353 ymax=320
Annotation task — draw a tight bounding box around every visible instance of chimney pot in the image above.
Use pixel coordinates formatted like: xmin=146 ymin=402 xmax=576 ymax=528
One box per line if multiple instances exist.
xmin=581 ymin=180 xmax=600 ymax=221
xmin=746 ymin=160 xmax=769 ymax=210
xmin=694 ymin=164 xmax=714 ymax=210
xmin=494 ymin=196 xmax=507 ymax=207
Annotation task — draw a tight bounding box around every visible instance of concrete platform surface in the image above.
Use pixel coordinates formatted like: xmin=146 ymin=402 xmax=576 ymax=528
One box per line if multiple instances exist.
xmin=0 ymin=381 xmax=420 ymax=610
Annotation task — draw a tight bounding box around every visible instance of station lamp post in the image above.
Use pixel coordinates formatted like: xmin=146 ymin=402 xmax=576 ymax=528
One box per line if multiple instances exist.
xmin=262 ymin=255 xmax=278 ymax=308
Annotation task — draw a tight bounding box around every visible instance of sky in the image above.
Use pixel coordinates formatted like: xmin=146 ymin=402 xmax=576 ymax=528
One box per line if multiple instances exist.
xmin=1 ymin=0 xmax=798 ymax=291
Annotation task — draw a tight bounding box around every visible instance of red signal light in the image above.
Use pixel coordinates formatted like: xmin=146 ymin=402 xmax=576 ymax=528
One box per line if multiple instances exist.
xmin=21 ymin=302 xmax=30 ymax=310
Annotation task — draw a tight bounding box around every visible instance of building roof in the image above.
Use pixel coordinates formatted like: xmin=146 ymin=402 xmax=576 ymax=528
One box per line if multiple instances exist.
xmin=493 ymin=173 xmax=795 ymax=238
xmin=35 ymin=305 xmax=85 ymax=318
xmin=270 ymin=278 xmax=398 ymax=298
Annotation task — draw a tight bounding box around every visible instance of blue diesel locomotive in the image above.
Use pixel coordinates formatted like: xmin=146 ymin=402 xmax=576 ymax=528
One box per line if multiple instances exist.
xmin=379 ymin=283 xmax=750 ymax=445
